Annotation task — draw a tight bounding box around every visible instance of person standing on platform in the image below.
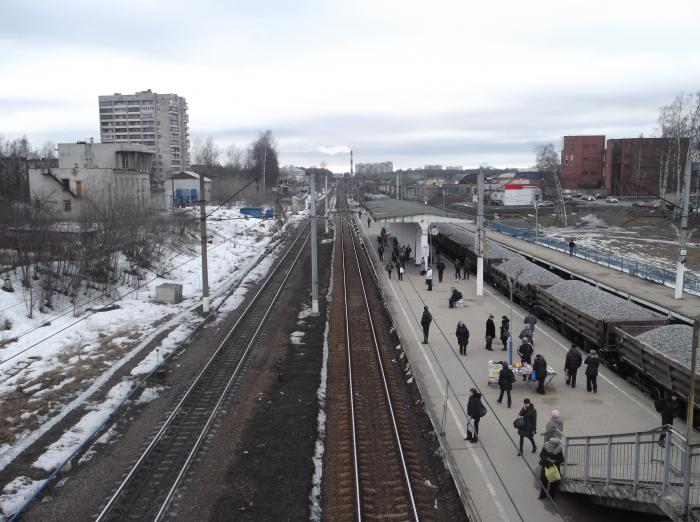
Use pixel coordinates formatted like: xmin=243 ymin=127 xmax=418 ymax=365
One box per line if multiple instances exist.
xmin=569 ymin=239 xmax=576 ymax=256
xmin=436 ymin=258 xmax=446 ymax=283
xmin=378 ymin=245 xmax=384 ymax=262
xmin=538 ymin=437 xmax=565 ymax=501
xmin=421 ymin=306 xmax=432 ymax=344
xmin=516 ymin=398 xmax=537 ymax=456
xmin=421 ymin=256 xmax=428 ymax=275
xmin=564 ymin=344 xmax=582 ymax=388
xmin=465 ymin=388 xmax=485 ymax=443
xmin=518 ymin=339 xmax=534 ymax=381
xmin=658 ymin=393 xmax=680 ymax=446
xmin=405 ymin=245 xmax=412 ymax=263
xmin=462 ymin=258 xmax=471 ymax=280
xmin=500 ymin=316 xmax=510 ymax=351
xmin=585 ymin=350 xmax=600 ymax=393
xmin=454 ymin=258 xmax=462 ymax=279
xmin=497 ymin=362 xmax=515 ymax=407
xmin=367 ymin=217 xmax=371 ymax=227
xmin=448 ymin=287 xmax=463 ymax=308
xmin=456 ymin=321 xmax=470 ymax=355
xmin=519 ymin=326 xmax=534 ymax=347
xmin=386 ymin=262 xmax=393 ymax=279
xmin=524 ymin=313 xmax=537 ymax=339
xmin=398 ymin=264 xmax=404 ymax=281
xmin=485 ymin=314 xmax=496 ymax=351
xmin=533 ymin=354 xmax=548 ymax=395
xmin=542 ymin=410 xmax=563 ymax=442
xmin=426 ymin=267 xmax=433 ymax=291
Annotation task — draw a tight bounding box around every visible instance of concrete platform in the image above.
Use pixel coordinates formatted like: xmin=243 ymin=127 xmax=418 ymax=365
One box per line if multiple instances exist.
xmin=357 ymin=215 xmax=686 ymax=522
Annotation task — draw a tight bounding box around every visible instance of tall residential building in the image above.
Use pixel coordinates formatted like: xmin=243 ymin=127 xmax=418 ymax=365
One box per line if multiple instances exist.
xmin=561 ymin=135 xmax=606 ymax=190
xmin=604 ymin=137 xmax=689 ymax=197
xmin=355 ymin=161 xmax=394 ymax=175
xmin=98 ymin=90 xmax=189 ymax=187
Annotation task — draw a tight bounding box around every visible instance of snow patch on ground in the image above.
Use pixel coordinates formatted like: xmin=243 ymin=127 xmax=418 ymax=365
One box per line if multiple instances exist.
xmin=0 ymin=476 xmax=44 ymax=519
xmin=135 ymin=385 xmax=165 ymax=404
xmin=290 ymin=331 xmax=305 ymax=345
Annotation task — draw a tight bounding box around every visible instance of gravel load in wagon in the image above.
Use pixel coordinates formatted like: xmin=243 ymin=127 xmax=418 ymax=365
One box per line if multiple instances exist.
xmin=544 ymin=280 xmax=660 ymax=321
xmin=493 ymin=256 xmax=562 ymax=287
xmin=636 ymin=324 xmax=695 ymax=370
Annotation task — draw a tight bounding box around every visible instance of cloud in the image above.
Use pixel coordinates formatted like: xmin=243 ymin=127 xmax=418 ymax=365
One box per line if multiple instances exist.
xmin=316 ymin=145 xmax=351 ymax=156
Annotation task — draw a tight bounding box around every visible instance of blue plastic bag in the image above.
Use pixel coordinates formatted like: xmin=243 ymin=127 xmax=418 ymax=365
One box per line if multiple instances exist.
xmin=530 ymin=370 xmax=537 ymax=381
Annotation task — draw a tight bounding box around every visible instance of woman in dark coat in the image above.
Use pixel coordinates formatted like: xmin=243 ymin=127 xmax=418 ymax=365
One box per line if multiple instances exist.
xmin=455 ymin=321 xmax=470 ymax=355
xmin=538 ymin=437 xmax=565 ymax=500
xmin=533 ymin=354 xmax=548 ymax=395
xmin=497 ymin=362 xmax=515 ymax=407
xmin=517 ymin=398 xmax=537 ymax=455
xmin=465 ymin=388 xmax=485 ymax=443
xmin=585 ymin=350 xmax=600 ymax=393
xmin=564 ymin=344 xmax=583 ymax=388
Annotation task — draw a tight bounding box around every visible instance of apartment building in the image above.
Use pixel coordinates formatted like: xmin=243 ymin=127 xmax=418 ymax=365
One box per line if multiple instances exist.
xmin=355 ymin=161 xmax=394 ymax=175
xmin=28 ymin=141 xmax=153 ymax=219
xmin=561 ymin=135 xmax=606 ymax=190
xmin=98 ymin=90 xmax=189 ymax=188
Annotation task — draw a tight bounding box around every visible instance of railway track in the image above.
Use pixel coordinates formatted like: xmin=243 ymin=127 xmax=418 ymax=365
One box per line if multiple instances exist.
xmin=324 ymin=203 xmax=432 ymax=521
xmin=95 ymin=221 xmax=310 ymax=521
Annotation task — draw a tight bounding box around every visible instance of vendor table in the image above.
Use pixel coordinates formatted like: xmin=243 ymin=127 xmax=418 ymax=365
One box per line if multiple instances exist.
xmin=487 ymin=360 xmax=556 ymax=388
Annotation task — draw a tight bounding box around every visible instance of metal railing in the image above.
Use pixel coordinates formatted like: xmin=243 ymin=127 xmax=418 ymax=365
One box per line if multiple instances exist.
xmin=488 ymin=222 xmax=700 ymax=295
xmin=562 ymin=426 xmax=700 ymax=514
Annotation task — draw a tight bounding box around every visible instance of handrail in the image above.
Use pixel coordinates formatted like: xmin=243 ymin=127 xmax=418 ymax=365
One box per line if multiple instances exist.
xmin=488 ymin=222 xmax=700 ymax=295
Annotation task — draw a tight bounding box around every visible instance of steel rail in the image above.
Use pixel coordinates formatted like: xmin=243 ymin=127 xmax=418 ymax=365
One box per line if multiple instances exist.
xmin=96 ymin=221 xmax=310 ymax=522
xmin=341 ymin=206 xmax=420 ymax=522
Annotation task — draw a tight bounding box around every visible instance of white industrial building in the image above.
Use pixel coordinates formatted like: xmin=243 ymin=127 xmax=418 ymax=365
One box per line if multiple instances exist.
xmin=28 ymin=141 xmax=153 ymax=219
xmin=165 ymin=171 xmax=212 ymax=208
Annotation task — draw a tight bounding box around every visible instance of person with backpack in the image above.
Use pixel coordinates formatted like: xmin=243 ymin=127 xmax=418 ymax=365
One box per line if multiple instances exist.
xmin=421 ymin=306 xmax=432 ymax=344
xmin=538 ymin=437 xmax=565 ymax=501
xmin=564 ymin=344 xmax=583 ymax=388
xmin=500 ymin=316 xmax=510 ymax=351
xmin=465 ymin=388 xmax=486 ymax=443
xmin=455 ymin=321 xmax=470 ymax=355
xmin=585 ymin=350 xmax=600 ymax=393
xmin=516 ymin=398 xmax=537 ymax=456
xmin=497 ymin=362 xmax=515 ymax=407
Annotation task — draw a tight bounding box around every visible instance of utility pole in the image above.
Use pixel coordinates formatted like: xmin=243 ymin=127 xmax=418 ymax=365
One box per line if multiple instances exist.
xmin=687 ymin=318 xmax=699 ymax=441
xmin=476 ymin=168 xmax=484 ymax=296
xmin=675 ymin=147 xmax=694 ymax=299
xmin=396 ymin=170 xmax=400 ymax=200
xmin=350 ymin=150 xmax=354 ymax=177
xmin=309 ymin=170 xmax=319 ymax=315
xmin=324 ymin=171 xmax=329 ymax=234
xmin=262 ymin=147 xmax=267 ymax=197
xmin=534 ymin=194 xmax=539 ymax=239
xmin=199 ymin=173 xmax=210 ymax=314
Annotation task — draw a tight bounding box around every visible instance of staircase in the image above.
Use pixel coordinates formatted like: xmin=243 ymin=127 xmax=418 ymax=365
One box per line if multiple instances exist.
xmin=561 ymin=427 xmax=700 ymax=521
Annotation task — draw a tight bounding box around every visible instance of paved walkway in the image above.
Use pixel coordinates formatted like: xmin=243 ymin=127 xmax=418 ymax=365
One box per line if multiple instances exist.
xmin=358 ymin=216 xmax=685 ymax=522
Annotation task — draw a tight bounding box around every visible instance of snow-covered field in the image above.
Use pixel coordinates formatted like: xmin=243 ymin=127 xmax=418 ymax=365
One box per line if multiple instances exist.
xmin=0 ymin=206 xmax=300 ymax=518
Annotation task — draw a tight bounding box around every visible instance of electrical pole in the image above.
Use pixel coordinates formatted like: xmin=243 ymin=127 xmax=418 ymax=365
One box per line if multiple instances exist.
xmin=476 ymin=168 xmax=484 ymax=296
xmin=199 ymin=173 xmax=210 ymax=314
xmin=687 ymin=318 xmax=699 ymax=441
xmin=534 ymin=194 xmax=539 ymax=239
xmin=675 ymin=147 xmax=693 ymax=299
xmin=396 ymin=170 xmax=400 ymax=200
xmin=309 ymin=170 xmax=319 ymax=315
xmin=262 ymin=147 xmax=267 ymax=198
xmin=324 ymin=171 xmax=329 ymax=234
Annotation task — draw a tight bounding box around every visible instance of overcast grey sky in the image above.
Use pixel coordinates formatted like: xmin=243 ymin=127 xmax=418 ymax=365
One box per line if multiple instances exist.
xmin=1 ymin=0 xmax=699 ymax=171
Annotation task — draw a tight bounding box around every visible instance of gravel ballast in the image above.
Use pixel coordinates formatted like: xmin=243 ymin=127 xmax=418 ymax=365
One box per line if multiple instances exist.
xmin=436 ymin=223 xmax=516 ymax=261
xmin=636 ymin=324 xmax=695 ymax=369
xmin=492 ymin=256 xmax=562 ymax=287
xmin=544 ymin=280 xmax=662 ymax=321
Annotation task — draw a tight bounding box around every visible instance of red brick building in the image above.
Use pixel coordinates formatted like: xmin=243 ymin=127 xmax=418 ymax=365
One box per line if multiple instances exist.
xmin=561 ymin=135 xmax=606 ymax=190
xmin=604 ymin=137 xmax=689 ymax=196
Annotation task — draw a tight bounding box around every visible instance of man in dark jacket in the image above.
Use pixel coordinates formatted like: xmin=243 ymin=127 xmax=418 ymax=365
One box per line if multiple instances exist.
xmin=659 ymin=392 xmax=680 ymax=446
xmin=449 ymin=287 xmax=463 ymax=308
xmin=497 ymin=362 xmax=515 ymax=407
xmin=454 ymin=259 xmax=462 ymax=279
xmin=462 ymin=257 xmax=470 ymax=279
xmin=518 ymin=340 xmax=534 ymax=382
xmin=436 ymin=258 xmax=446 ymax=283
xmin=378 ymin=245 xmax=384 ymax=262
xmin=485 ymin=314 xmax=496 ymax=351
xmin=584 ymin=350 xmax=600 ymax=393
xmin=533 ymin=354 xmax=548 ymax=395
xmin=517 ymin=398 xmax=537 ymax=456
xmin=524 ymin=313 xmax=537 ymax=339
xmin=465 ymin=388 xmax=485 ymax=443
xmin=538 ymin=437 xmax=565 ymax=500
xmin=564 ymin=344 xmax=583 ymax=388
xmin=500 ymin=316 xmax=510 ymax=352
xmin=421 ymin=306 xmax=432 ymax=344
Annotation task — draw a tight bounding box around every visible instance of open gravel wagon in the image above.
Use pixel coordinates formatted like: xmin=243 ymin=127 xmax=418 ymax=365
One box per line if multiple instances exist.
xmin=432 ymin=222 xmax=516 ymax=273
xmin=490 ymin=256 xmax=563 ymax=309
xmin=536 ymin=280 xmax=667 ymax=355
xmin=616 ymin=325 xmax=699 ymax=417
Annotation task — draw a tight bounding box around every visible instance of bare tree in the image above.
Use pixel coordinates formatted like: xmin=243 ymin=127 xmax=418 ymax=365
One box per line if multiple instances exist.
xmin=534 ymin=142 xmax=567 ymax=226
xmin=40 ymin=141 xmax=57 ymax=159
xmin=224 ymin=144 xmax=243 ymax=170
xmin=248 ymin=130 xmax=280 ymax=188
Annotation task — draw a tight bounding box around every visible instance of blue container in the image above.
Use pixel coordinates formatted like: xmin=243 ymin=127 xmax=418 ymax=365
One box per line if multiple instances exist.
xmin=240 ymin=207 xmax=264 ymax=218
xmin=265 ymin=209 xmax=274 ymax=218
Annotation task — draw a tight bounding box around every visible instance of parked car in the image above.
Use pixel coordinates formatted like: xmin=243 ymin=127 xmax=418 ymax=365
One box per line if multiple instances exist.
xmin=574 ymin=193 xmax=584 ymax=199
xmin=632 ymin=201 xmax=644 ymax=207
xmin=583 ymin=195 xmax=596 ymax=201
xmin=538 ymin=200 xmax=554 ymax=206
xmin=595 ymin=193 xmax=606 ymax=199
xmin=606 ymin=197 xmax=619 ymax=203
xmin=643 ymin=201 xmax=661 ymax=209
xmin=563 ymin=194 xmax=573 ymax=201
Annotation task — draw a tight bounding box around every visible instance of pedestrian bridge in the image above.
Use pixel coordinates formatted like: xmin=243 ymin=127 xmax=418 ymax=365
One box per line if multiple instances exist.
xmin=560 ymin=426 xmax=700 ymax=521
